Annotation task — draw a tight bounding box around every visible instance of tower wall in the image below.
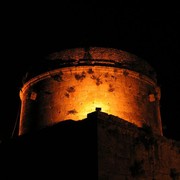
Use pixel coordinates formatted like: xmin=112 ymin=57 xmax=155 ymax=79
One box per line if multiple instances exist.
xmin=19 ymin=47 xmax=162 ymax=135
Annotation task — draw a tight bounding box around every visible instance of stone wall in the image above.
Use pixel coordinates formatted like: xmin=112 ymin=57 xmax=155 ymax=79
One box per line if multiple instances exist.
xmin=1 ymin=111 xmax=178 ymax=179
xmin=97 ymin=112 xmax=180 ymax=180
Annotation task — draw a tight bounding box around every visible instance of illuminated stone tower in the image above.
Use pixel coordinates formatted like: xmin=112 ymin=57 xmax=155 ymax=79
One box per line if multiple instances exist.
xmin=18 ymin=47 xmax=162 ymax=136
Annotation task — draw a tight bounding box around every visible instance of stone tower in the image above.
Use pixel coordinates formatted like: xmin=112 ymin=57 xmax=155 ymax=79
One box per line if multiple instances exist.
xmin=18 ymin=47 xmax=162 ymax=135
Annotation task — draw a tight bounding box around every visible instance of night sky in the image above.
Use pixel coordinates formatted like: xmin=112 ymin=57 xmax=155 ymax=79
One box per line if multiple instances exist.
xmin=1 ymin=2 xmax=180 ymax=141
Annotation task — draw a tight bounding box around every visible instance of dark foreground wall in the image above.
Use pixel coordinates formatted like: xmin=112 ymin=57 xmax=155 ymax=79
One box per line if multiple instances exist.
xmin=0 ymin=111 xmax=180 ymax=179
xmin=0 ymin=119 xmax=97 ymax=179
xmin=97 ymin=112 xmax=180 ymax=180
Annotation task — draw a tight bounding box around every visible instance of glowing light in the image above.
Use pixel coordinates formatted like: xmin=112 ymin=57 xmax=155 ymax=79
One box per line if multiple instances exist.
xmin=79 ymin=100 xmax=110 ymax=120
xmin=19 ymin=47 xmax=162 ymax=136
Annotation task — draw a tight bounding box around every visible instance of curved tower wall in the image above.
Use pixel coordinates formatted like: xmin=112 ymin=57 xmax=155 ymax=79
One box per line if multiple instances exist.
xmin=19 ymin=47 xmax=162 ymax=135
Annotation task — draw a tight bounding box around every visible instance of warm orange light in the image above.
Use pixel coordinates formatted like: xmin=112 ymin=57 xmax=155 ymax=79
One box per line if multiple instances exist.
xmin=19 ymin=66 xmax=161 ymax=135
xmin=19 ymin=47 xmax=162 ymax=136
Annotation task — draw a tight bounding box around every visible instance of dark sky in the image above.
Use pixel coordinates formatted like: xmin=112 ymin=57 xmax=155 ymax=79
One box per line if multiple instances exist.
xmin=1 ymin=1 xmax=180 ymax=141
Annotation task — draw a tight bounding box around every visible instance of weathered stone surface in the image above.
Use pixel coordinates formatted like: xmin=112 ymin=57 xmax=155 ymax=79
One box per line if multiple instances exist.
xmin=19 ymin=47 xmax=162 ymax=136
xmin=97 ymin=111 xmax=180 ymax=180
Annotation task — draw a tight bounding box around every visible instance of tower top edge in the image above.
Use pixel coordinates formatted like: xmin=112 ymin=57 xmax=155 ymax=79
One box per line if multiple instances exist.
xmin=48 ymin=47 xmax=140 ymax=62
xmin=23 ymin=47 xmax=157 ymax=83
xmin=47 ymin=47 xmax=157 ymax=81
